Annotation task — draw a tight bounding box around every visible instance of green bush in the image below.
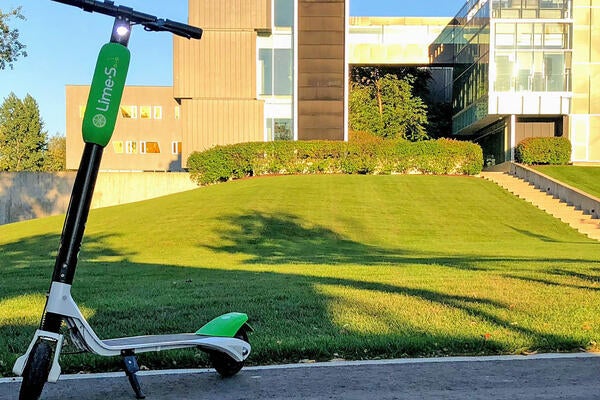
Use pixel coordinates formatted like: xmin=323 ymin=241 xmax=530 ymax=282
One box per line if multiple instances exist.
xmin=515 ymin=136 xmax=572 ymax=165
xmin=187 ymin=139 xmax=484 ymax=185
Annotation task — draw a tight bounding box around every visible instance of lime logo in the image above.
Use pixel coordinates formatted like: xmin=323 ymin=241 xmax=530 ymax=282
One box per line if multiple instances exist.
xmin=92 ymin=114 xmax=107 ymax=128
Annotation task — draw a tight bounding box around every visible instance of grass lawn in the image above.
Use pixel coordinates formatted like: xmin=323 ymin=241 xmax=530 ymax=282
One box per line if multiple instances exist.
xmin=532 ymin=165 xmax=600 ymax=198
xmin=1 ymin=174 xmax=599 ymax=376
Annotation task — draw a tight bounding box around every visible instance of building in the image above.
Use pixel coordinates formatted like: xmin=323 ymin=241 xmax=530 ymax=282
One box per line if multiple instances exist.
xmin=66 ymin=86 xmax=183 ymax=171
xmin=65 ymin=0 xmax=600 ymax=171
xmin=67 ymin=0 xmax=349 ymax=170
xmin=430 ymin=0 xmax=599 ymax=164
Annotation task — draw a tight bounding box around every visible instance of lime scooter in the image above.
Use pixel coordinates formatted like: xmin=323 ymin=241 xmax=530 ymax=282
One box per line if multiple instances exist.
xmin=12 ymin=1 xmax=252 ymax=399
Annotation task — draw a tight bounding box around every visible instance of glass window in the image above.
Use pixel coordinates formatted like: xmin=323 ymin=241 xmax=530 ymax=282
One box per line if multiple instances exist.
xmin=544 ymin=24 xmax=567 ymax=48
xmin=274 ymin=0 xmax=293 ymax=28
xmin=125 ymin=141 xmax=137 ymax=154
xmin=494 ymin=53 xmax=514 ymax=92
xmin=140 ymin=106 xmax=151 ymax=119
xmin=495 ymin=24 xmax=515 ymax=48
xmin=259 ymin=49 xmax=273 ymax=95
xmin=140 ymin=141 xmax=160 ymax=154
xmin=113 ymin=141 xmax=123 ymax=154
xmin=153 ymin=106 xmax=162 ymax=120
xmin=120 ymin=105 xmax=137 ymax=118
xmin=516 ymin=51 xmax=533 ymax=91
xmin=533 ymin=23 xmax=543 ymax=47
xmin=266 ymin=118 xmax=274 ymax=141
xmin=274 ymin=49 xmax=293 ymax=95
xmin=517 ymin=24 xmax=533 ymax=48
xmin=545 ymin=53 xmax=566 ymax=91
xmin=259 ymin=49 xmax=293 ymax=96
xmin=274 ymin=119 xmax=293 ymax=141
xmin=171 ymin=141 xmax=182 ymax=155
xmin=541 ymin=0 xmax=565 ymax=7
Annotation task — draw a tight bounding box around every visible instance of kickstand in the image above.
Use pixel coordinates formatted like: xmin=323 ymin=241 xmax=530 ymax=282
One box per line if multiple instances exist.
xmin=121 ymin=350 xmax=146 ymax=399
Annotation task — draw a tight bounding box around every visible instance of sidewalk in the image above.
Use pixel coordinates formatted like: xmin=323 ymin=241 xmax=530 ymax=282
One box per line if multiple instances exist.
xmin=2 ymin=353 xmax=599 ymax=400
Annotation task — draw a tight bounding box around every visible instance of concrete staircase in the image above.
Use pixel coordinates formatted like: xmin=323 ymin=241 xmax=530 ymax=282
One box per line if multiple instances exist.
xmin=480 ymin=170 xmax=600 ymax=241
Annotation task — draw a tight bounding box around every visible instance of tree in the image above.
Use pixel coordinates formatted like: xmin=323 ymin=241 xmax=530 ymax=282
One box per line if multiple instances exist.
xmin=44 ymin=135 xmax=66 ymax=171
xmin=351 ymin=66 xmax=432 ymax=100
xmin=0 ymin=92 xmax=48 ymax=171
xmin=349 ymin=72 xmax=429 ymax=141
xmin=0 ymin=7 xmax=27 ymax=70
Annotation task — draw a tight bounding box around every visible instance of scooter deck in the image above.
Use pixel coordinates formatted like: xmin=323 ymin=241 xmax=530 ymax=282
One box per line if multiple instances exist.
xmin=103 ymin=333 xmax=207 ymax=349
xmin=101 ymin=332 xmax=250 ymax=354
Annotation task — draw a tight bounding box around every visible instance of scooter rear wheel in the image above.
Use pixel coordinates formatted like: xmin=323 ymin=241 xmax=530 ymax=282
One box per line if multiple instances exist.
xmin=209 ymin=328 xmax=249 ymax=378
xmin=19 ymin=340 xmax=52 ymax=400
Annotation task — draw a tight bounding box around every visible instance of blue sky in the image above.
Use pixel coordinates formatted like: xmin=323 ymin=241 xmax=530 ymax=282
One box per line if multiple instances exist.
xmin=0 ymin=0 xmax=461 ymax=136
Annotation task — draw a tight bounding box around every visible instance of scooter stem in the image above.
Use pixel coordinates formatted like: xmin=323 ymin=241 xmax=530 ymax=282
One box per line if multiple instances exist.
xmin=40 ymin=20 xmax=132 ymax=333
xmin=51 ymin=144 xmax=103 ymax=283
xmin=41 ymin=143 xmax=104 ymax=333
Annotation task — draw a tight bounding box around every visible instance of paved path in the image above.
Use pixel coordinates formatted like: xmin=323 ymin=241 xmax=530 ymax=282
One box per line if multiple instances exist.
xmin=2 ymin=353 xmax=600 ymax=400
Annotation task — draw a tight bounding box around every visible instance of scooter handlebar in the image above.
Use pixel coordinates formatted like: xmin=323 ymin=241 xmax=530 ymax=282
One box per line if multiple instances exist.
xmin=144 ymin=19 xmax=203 ymax=40
xmin=50 ymin=0 xmax=203 ymax=39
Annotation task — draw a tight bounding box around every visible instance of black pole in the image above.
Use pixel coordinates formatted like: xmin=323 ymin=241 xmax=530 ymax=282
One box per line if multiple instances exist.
xmin=51 ymin=143 xmax=103 ymax=285
xmin=41 ymin=143 xmax=104 ymax=332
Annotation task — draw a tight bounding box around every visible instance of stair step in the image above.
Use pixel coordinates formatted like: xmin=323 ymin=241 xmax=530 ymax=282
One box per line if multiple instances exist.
xmin=481 ymin=172 xmax=600 ymax=241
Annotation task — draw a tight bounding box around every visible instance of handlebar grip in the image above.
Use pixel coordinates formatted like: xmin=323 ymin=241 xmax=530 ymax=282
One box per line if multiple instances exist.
xmin=162 ymin=19 xmax=203 ymax=39
xmin=51 ymin=0 xmax=91 ymax=8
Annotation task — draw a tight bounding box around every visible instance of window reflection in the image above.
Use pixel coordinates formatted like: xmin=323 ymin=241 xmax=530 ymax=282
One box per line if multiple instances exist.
xmin=275 ymin=0 xmax=294 ymax=28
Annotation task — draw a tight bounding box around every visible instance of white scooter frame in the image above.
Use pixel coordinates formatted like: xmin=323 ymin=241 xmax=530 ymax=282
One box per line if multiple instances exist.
xmin=13 ymin=283 xmax=251 ymax=382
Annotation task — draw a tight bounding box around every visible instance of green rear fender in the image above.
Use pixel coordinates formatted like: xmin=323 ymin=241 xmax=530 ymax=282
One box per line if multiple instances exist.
xmin=196 ymin=312 xmax=253 ymax=337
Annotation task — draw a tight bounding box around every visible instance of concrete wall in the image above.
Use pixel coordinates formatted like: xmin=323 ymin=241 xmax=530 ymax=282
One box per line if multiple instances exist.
xmin=0 ymin=172 xmax=198 ymax=225
xmin=510 ymin=163 xmax=600 ymax=219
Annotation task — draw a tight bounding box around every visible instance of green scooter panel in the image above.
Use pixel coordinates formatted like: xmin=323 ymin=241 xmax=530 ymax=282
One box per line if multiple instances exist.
xmin=82 ymin=42 xmax=130 ymax=147
xmin=196 ymin=312 xmax=251 ymax=337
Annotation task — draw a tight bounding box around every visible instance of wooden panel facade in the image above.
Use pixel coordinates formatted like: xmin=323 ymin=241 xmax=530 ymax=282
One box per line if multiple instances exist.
xmin=180 ymin=99 xmax=264 ymax=163
xmin=188 ymin=0 xmax=270 ymax=30
xmin=174 ymin=30 xmax=257 ymax=99
xmin=66 ymin=86 xmax=183 ymax=171
xmin=298 ymin=0 xmax=346 ymax=140
xmin=175 ymin=0 xmax=270 ymax=99
xmin=175 ymin=0 xmax=272 ymax=166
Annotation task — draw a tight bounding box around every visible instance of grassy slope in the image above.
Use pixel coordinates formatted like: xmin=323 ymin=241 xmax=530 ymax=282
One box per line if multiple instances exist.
xmin=1 ymin=175 xmax=599 ymax=375
xmin=532 ymin=165 xmax=600 ymax=198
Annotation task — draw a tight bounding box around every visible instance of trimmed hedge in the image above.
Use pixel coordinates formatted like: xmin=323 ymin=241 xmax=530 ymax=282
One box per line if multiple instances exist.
xmin=187 ymin=139 xmax=484 ymax=185
xmin=515 ymin=136 xmax=571 ymax=165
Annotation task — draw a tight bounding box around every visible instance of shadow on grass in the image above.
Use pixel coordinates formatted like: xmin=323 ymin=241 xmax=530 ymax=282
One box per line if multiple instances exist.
xmin=502 ymin=274 xmax=600 ymax=292
xmin=1 ymin=215 xmax=599 ymax=376
xmin=506 ymin=224 xmax=599 ymax=244
xmin=506 ymin=225 xmax=564 ymax=243
xmin=204 ymin=212 xmax=598 ymax=269
xmin=549 ymin=268 xmax=600 ymax=284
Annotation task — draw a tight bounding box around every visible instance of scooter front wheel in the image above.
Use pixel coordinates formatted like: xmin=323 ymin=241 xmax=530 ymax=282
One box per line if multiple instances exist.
xmin=19 ymin=340 xmax=52 ymax=400
xmin=209 ymin=328 xmax=249 ymax=378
